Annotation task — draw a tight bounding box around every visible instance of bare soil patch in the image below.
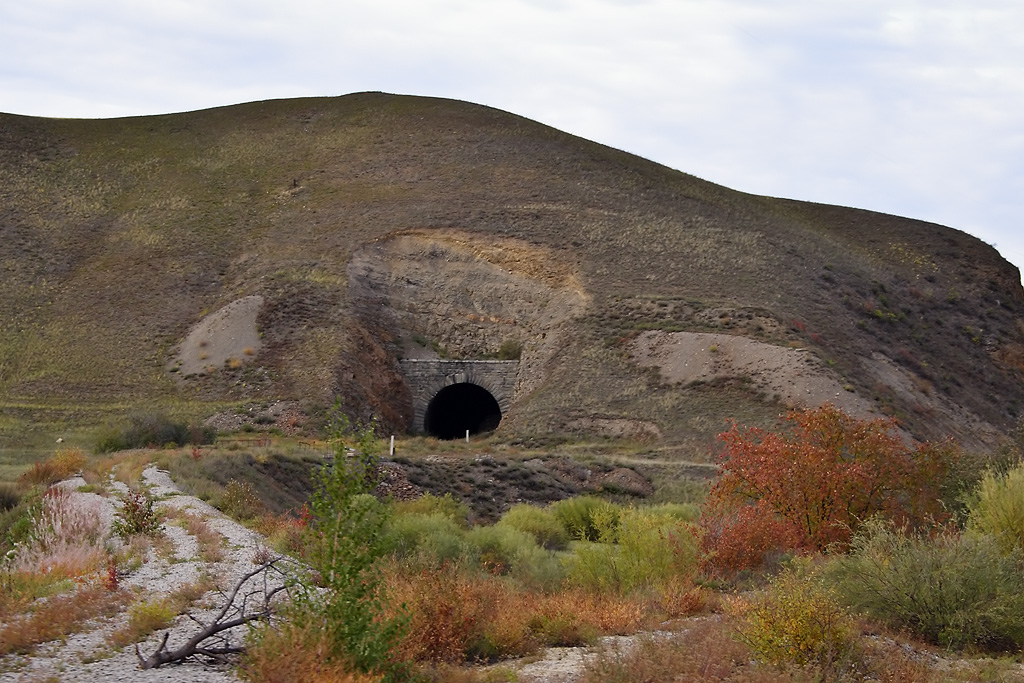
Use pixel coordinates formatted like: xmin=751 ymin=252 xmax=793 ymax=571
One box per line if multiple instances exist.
xmin=170 ymin=296 xmax=264 ymax=378
xmin=629 ymin=330 xmax=877 ymax=417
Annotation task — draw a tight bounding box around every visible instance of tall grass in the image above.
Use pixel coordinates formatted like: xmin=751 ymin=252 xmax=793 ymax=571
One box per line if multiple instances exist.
xmin=6 ymin=487 xmax=107 ymax=584
xmin=17 ymin=447 xmax=88 ymax=487
xmin=383 ymin=563 xmax=666 ymax=665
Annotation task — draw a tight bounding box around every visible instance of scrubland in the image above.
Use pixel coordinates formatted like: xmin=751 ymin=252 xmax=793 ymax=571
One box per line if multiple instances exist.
xmin=2 ymin=406 xmax=1023 ymax=682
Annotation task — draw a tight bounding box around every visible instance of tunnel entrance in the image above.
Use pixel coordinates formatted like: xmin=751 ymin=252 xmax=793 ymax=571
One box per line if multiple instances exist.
xmin=424 ymin=383 xmax=502 ymax=440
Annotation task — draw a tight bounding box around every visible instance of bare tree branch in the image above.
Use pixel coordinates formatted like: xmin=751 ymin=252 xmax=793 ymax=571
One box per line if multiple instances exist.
xmin=136 ymin=559 xmax=293 ymax=669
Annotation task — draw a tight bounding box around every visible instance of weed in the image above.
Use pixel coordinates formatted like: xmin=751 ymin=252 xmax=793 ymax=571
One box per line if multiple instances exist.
xmin=111 ymin=489 xmax=162 ymax=538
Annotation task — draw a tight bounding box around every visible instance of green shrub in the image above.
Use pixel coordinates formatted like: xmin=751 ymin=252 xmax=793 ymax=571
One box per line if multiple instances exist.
xmin=465 ymin=524 xmax=540 ymax=575
xmin=551 ymin=497 xmax=621 ymax=542
xmin=509 ymin=543 xmax=567 ymax=591
xmin=384 ymin=512 xmax=470 ymax=568
xmin=497 ymin=504 xmax=569 ymax=550
xmin=497 ymin=339 xmax=523 ymax=360
xmin=285 ymin=414 xmax=410 ymax=681
xmin=967 ymin=460 xmax=1024 ymax=553
xmin=565 ymin=508 xmax=699 ymax=595
xmin=107 ymin=598 xmax=178 ymax=648
xmin=734 ymin=565 xmax=856 ymax=670
xmin=393 ymin=493 xmax=470 ymax=528
xmin=95 ymin=412 xmax=215 ymax=453
xmin=828 ymin=520 xmax=1024 ymax=651
xmin=0 ymin=483 xmax=21 ymax=512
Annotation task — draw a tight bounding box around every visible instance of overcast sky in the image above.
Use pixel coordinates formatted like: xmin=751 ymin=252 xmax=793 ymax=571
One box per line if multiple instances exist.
xmin=3 ymin=1 xmax=1023 ymax=282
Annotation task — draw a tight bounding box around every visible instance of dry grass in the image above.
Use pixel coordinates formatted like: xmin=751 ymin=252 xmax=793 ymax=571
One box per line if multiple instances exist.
xmin=577 ymin=614 xmax=1019 ymax=683
xmin=5 ymin=486 xmax=108 ymax=594
xmin=241 ymin=622 xmax=384 ymax=683
xmin=106 ymin=574 xmax=216 ymax=649
xmin=0 ymin=583 xmax=130 ymax=656
xmin=169 ymin=507 xmax=226 ymax=562
xmin=580 ymin=617 xmax=774 ymax=683
xmin=17 ymin=447 xmax=88 ymax=487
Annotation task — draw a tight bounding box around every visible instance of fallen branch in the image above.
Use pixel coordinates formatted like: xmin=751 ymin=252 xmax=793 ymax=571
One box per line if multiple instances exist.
xmin=136 ymin=558 xmax=292 ymax=669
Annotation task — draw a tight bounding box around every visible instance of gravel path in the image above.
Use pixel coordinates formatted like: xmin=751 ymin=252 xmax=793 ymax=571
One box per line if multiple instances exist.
xmin=2 ymin=467 xmax=279 ymax=682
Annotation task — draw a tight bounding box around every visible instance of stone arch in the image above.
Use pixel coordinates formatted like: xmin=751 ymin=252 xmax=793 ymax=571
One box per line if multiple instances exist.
xmin=400 ymin=360 xmax=518 ymax=435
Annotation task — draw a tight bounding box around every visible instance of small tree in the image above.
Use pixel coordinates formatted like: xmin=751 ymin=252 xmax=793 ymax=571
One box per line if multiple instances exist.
xmin=701 ymin=404 xmax=956 ymax=559
xmin=282 ymin=413 xmax=410 ymax=681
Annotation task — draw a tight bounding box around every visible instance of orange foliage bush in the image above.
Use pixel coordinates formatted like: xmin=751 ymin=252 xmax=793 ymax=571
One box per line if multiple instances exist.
xmin=383 ymin=564 xmax=688 ymax=665
xmin=701 ymin=405 xmax=956 ymax=572
xmin=699 ymin=499 xmax=806 ymax=577
xmin=18 ymin=448 xmax=88 ymax=487
xmin=241 ymin=622 xmax=383 ymax=683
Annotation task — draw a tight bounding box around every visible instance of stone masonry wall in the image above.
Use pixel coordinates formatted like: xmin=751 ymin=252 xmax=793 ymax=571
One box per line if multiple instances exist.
xmin=400 ymin=359 xmax=519 ymax=433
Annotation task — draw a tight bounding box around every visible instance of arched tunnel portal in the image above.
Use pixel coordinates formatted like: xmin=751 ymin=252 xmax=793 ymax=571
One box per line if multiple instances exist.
xmin=400 ymin=360 xmax=519 ymax=438
xmin=424 ymin=383 xmax=502 ymax=439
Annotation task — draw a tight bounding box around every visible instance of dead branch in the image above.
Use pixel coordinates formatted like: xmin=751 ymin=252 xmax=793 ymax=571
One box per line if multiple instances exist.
xmin=136 ymin=558 xmax=293 ymax=669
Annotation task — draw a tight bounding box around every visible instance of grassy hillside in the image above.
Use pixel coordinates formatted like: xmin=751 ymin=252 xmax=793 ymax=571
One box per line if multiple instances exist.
xmin=1 ymin=93 xmax=1022 ymax=464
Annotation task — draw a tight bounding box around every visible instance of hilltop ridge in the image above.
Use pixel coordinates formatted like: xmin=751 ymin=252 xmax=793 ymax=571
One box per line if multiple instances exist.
xmin=1 ymin=92 xmax=1022 ymax=457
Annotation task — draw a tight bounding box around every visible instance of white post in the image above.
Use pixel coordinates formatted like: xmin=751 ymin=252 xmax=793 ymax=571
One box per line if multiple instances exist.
xmin=390 ymin=435 xmax=395 ymax=456
xmin=465 ymin=429 xmax=470 ymax=443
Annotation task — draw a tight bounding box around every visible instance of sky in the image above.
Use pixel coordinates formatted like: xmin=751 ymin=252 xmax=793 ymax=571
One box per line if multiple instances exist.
xmin=3 ymin=0 xmax=1023 ymax=281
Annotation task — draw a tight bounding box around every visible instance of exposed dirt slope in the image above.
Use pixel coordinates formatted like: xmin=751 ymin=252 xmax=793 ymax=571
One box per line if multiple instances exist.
xmin=1 ymin=93 xmax=1022 ymax=457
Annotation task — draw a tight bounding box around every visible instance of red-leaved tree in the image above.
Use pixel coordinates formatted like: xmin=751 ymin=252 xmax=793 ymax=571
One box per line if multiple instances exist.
xmin=700 ymin=404 xmax=957 ymax=574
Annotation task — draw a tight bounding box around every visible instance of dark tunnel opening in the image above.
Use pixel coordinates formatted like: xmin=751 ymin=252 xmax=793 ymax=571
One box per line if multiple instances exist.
xmin=424 ymin=383 xmax=502 ymax=440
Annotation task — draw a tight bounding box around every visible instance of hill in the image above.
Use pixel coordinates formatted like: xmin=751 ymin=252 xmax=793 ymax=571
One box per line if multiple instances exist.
xmin=1 ymin=92 xmax=1022 ymax=462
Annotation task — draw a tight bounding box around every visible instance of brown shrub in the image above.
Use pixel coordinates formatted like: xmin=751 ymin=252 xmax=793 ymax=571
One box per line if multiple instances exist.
xmin=17 ymin=448 xmax=88 ymax=487
xmin=241 ymin=622 xmax=383 ymax=683
xmin=383 ymin=563 xmax=691 ymax=665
